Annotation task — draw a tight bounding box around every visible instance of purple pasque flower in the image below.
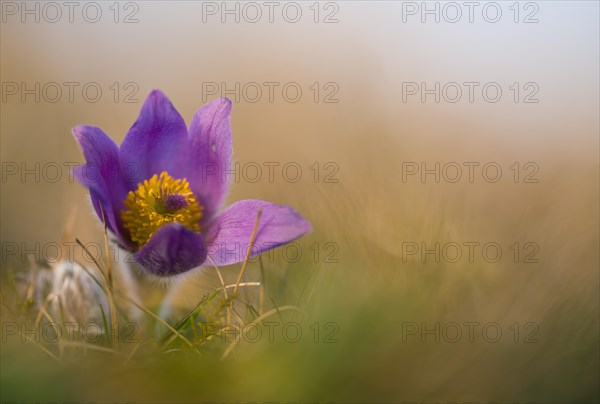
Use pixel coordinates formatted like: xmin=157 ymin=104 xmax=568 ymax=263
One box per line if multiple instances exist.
xmin=73 ymin=90 xmax=311 ymax=277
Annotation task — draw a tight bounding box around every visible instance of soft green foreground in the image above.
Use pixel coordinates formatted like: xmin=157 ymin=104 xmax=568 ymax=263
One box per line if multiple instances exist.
xmin=2 ymin=236 xmax=598 ymax=403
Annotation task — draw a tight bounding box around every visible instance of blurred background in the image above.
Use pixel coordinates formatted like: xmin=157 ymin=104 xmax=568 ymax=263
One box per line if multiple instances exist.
xmin=1 ymin=1 xmax=599 ymax=403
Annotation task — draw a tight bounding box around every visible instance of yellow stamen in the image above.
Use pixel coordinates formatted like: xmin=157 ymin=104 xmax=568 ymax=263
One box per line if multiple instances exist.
xmin=122 ymin=172 xmax=203 ymax=247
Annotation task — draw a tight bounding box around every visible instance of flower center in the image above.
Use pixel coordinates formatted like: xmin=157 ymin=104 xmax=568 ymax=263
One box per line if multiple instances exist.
xmin=122 ymin=172 xmax=203 ymax=247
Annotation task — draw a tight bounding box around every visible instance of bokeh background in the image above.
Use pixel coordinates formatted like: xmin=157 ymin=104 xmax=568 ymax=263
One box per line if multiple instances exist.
xmin=1 ymin=1 xmax=599 ymax=403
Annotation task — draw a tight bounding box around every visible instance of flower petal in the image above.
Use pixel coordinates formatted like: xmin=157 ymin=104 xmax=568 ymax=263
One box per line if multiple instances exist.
xmin=134 ymin=223 xmax=207 ymax=277
xmin=119 ymin=90 xmax=189 ymax=187
xmin=73 ymin=125 xmax=131 ymax=248
xmin=186 ymin=98 xmax=233 ymax=222
xmin=205 ymin=200 xmax=312 ymax=266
